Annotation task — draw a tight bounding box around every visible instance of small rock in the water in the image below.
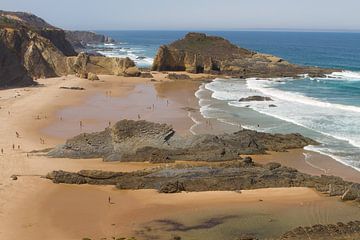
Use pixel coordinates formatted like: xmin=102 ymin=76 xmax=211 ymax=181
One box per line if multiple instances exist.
xmin=269 ymin=104 xmax=277 ymax=107
xmin=239 ymin=96 xmax=273 ymax=102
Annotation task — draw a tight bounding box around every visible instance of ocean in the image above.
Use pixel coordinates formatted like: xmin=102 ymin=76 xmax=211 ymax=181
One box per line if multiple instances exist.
xmin=94 ymin=30 xmax=360 ymax=170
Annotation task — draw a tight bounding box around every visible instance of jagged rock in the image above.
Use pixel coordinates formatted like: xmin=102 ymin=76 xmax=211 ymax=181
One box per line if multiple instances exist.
xmin=239 ymin=96 xmax=273 ymax=102
xmin=87 ymin=72 xmax=99 ymax=81
xmin=10 ymin=175 xmax=18 ymax=180
xmin=46 ymin=161 xmax=360 ymax=201
xmin=269 ymin=104 xmax=277 ymax=107
xmin=152 ymin=32 xmax=335 ymax=78
xmin=48 ymin=120 xmax=317 ymax=162
xmin=266 ymin=162 xmax=282 ymax=170
xmin=280 ymin=221 xmax=360 ymax=239
xmin=159 ymin=181 xmax=186 ymax=193
xmin=341 ymin=184 xmax=360 ymax=201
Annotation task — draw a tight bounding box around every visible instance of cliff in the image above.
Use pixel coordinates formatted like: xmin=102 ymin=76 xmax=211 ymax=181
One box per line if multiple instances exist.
xmin=65 ymin=30 xmax=115 ymax=50
xmin=152 ymin=32 xmax=334 ymax=78
xmin=0 ymin=11 xmax=138 ymax=87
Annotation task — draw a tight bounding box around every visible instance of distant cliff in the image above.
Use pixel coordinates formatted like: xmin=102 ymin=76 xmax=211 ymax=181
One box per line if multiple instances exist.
xmin=65 ymin=30 xmax=114 ymax=50
xmin=0 ymin=11 xmax=138 ymax=88
xmin=152 ymin=32 xmax=334 ymax=78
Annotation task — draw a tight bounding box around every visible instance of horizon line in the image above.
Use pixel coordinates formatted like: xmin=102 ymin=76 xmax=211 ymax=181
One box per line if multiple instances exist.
xmin=81 ymin=28 xmax=360 ymax=33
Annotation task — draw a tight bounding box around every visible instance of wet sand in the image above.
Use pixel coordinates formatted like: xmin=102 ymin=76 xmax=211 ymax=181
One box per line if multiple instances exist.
xmin=1 ymin=73 xmax=360 ymax=239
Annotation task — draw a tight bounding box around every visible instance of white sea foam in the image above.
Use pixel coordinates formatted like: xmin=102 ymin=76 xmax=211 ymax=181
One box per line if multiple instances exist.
xmin=325 ymin=71 xmax=360 ymax=80
xmin=199 ymin=75 xmax=360 ymax=170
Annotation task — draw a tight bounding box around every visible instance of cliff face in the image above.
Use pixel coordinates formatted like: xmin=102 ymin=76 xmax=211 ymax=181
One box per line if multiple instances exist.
xmin=0 ymin=11 xmax=138 ymax=87
xmin=67 ymin=52 xmax=138 ymax=76
xmin=65 ymin=30 xmax=114 ymax=50
xmin=152 ymin=32 xmax=334 ymax=78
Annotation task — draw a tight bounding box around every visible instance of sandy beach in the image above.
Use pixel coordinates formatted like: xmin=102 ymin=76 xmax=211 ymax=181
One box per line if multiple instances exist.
xmin=1 ymin=73 xmax=360 ymax=239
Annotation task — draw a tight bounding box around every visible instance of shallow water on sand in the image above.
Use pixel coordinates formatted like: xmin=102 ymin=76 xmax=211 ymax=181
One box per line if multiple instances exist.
xmin=43 ymin=82 xmax=198 ymax=139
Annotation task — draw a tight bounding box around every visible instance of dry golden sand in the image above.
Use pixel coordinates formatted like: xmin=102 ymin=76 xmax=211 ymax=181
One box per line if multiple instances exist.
xmin=0 ymin=73 xmax=359 ymax=239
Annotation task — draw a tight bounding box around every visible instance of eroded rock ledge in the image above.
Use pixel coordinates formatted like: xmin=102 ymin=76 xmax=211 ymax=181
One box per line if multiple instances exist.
xmin=46 ymin=159 xmax=360 ymax=202
xmin=152 ymin=32 xmax=335 ymax=78
xmin=48 ymin=120 xmax=317 ymax=162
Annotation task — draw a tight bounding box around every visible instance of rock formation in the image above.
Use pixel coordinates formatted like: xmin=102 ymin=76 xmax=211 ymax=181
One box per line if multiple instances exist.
xmin=46 ymin=158 xmax=360 ymax=202
xmin=48 ymin=119 xmax=317 ymax=162
xmin=152 ymin=32 xmax=335 ymax=78
xmin=65 ymin=30 xmax=115 ymax=51
xmin=280 ymin=221 xmax=360 ymax=240
xmin=0 ymin=11 xmax=139 ymax=87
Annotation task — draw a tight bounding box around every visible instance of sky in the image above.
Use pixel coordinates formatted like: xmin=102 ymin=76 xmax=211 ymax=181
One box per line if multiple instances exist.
xmin=1 ymin=0 xmax=360 ymax=31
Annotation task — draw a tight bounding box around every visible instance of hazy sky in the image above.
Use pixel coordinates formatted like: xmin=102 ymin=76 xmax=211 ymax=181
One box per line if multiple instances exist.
xmin=1 ymin=0 xmax=360 ymax=31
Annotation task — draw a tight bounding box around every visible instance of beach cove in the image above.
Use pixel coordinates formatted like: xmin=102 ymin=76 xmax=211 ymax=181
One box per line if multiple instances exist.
xmin=1 ymin=73 xmax=360 ymax=239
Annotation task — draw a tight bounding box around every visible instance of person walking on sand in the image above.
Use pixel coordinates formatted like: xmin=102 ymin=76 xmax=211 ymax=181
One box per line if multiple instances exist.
xmin=80 ymin=121 xmax=83 ymax=128
xmin=138 ymin=114 xmax=141 ymax=120
xmin=108 ymin=196 xmax=111 ymax=204
xmin=12 ymin=144 xmax=15 ymax=150
xmin=1 ymin=148 xmax=3 ymax=154
xmin=16 ymin=131 xmax=20 ymax=138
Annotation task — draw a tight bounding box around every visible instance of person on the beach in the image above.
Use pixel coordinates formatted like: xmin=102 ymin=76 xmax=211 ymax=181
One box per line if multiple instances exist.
xmin=108 ymin=121 xmax=111 ymax=127
xmin=12 ymin=144 xmax=15 ymax=150
xmin=18 ymin=145 xmax=20 ymax=149
xmin=108 ymin=196 xmax=111 ymax=204
xmin=138 ymin=114 xmax=141 ymax=119
xmin=1 ymin=148 xmax=3 ymax=154
xmin=16 ymin=131 xmax=20 ymax=138
xmin=80 ymin=121 xmax=83 ymax=128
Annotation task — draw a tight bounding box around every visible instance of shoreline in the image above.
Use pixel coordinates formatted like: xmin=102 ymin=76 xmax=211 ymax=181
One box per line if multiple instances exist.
xmin=1 ymin=73 xmax=360 ymax=239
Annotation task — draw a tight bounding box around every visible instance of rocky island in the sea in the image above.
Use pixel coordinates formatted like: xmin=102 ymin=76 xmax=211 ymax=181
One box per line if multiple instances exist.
xmin=152 ymin=32 xmax=335 ymax=78
xmin=0 ymin=10 xmax=139 ymax=88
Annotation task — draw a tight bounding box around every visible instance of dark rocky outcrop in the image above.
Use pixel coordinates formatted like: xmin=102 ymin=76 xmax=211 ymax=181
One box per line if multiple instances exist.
xmin=280 ymin=221 xmax=360 ymax=240
xmin=0 ymin=11 xmax=138 ymax=87
xmin=48 ymin=120 xmax=317 ymax=162
xmin=46 ymin=160 xmax=360 ymax=202
xmin=152 ymin=32 xmax=335 ymax=78
xmin=239 ymin=96 xmax=273 ymax=102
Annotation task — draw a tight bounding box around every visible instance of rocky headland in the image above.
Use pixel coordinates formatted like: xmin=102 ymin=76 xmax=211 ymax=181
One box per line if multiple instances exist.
xmin=152 ymin=32 xmax=335 ymax=78
xmin=0 ymin=11 xmax=139 ymax=87
xmin=64 ymin=30 xmax=115 ymax=51
xmin=48 ymin=119 xmax=317 ymax=162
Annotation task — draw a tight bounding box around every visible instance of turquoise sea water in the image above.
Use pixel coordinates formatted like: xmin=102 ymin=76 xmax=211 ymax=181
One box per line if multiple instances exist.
xmin=94 ymin=31 xmax=360 ymax=169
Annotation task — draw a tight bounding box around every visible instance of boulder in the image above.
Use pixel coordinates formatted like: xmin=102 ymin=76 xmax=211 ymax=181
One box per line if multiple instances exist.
xmin=167 ymin=73 xmax=191 ymax=80
xmin=87 ymin=72 xmax=99 ymax=81
xmin=124 ymin=66 xmax=141 ymax=77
